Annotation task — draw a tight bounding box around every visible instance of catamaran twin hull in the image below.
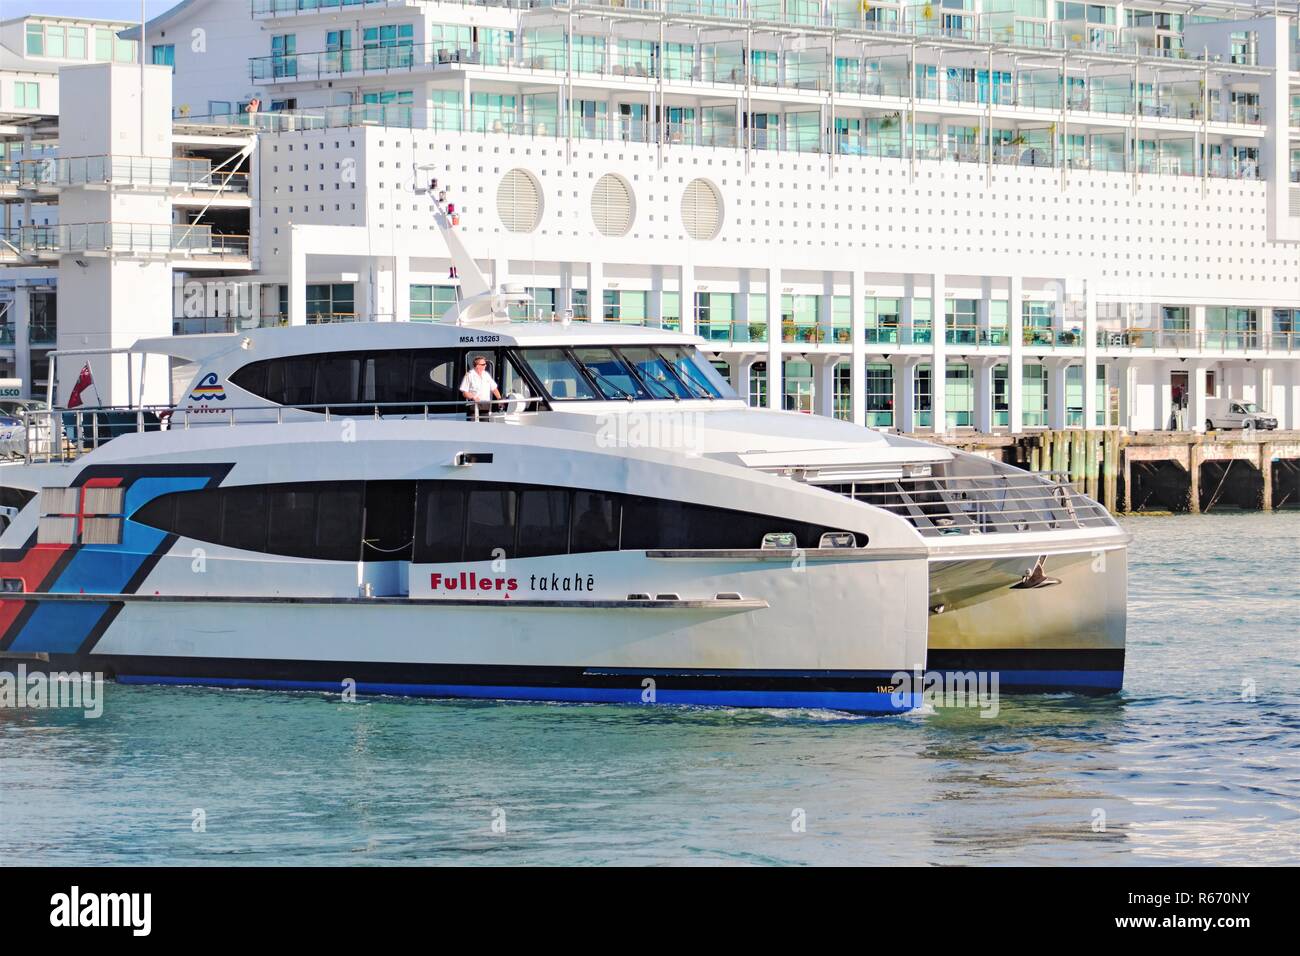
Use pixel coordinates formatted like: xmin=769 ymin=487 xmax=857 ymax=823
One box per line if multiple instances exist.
xmin=0 ymin=425 xmax=936 ymax=714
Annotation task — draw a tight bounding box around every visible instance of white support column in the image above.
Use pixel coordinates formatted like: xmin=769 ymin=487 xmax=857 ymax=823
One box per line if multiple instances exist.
xmin=1191 ymin=304 xmax=1206 ymax=346
xmin=850 ymin=269 xmax=866 ymax=426
xmin=11 ymin=286 xmax=32 ymax=395
xmin=1048 ymin=360 xmax=1068 ymax=429
xmin=733 ymin=355 xmax=755 ymax=405
xmin=649 ymin=265 xmax=663 ymax=327
xmin=13 ymin=286 xmax=32 ymax=394
xmin=680 ymin=261 xmax=695 ymax=336
xmin=892 ymin=356 xmax=917 ymax=433
xmin=393 ymin=255 xmax=409 ymax=323
xmin=766 ymin=266 xmax=782 ymax=410
xmin=1190 ymin=361 xmax=1208 ymax=434
xmin=1117 ymin=359 xmax=1137 ymax=432
xmin=557 ymin=263 xmax=572 ymax=317
xmin=589 ymin=260 xmax=605 ymax=323
xmin=1008 ymin=274 xmax=1024 ymax=433
xmin=901 ymin=273 xmax=915 ymax=344
xmin=978 ymin=275 xmax=992 ymax=343
xmin=1083 ymin=278 xmax=1098 ymax=429
xmin=930 ymin=271 xmax=947 ymax=434
xmin=1155 ymin=361 xmax=1174 ymax=431
xmin=973 ymin=357 xmax=994 ymax=433
xmin=813 ymin=357 xmax=836 ymax=418
xmin=288 ymin=231 xmax=307 ymax=326
xmin=1286 ymin=363 xmax=1300 ymax=431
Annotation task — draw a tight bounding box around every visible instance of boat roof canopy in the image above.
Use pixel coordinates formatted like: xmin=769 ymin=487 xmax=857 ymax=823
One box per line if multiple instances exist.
xmin=130 ymin=320 xmax=701 ymax=366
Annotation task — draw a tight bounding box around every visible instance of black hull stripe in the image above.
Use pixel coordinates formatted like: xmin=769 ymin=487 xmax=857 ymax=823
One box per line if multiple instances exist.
xmin=2 ymin=652 xmax=1124 ymax=695
xmin=927 ymin=648 xmax=1125 ymax=672
xmin=12 ymin=655 xmax=907 ymax=693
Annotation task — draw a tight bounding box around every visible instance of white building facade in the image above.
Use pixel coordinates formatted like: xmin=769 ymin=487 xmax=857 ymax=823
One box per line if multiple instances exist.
xmin=4 ymin=0 xmax=1300 ymax=432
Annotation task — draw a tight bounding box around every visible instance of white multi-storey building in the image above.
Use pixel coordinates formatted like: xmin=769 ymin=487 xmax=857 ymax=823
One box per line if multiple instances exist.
xmin=4 ymin=0 xmax=1300 ymax=433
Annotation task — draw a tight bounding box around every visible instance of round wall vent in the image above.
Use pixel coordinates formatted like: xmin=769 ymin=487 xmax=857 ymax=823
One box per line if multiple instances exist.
xmin=592 ymin=174 xmax=634 ymax=237
xmin=681 ymin=178 xmax=722 ymax=241
xmin=497 ymin=168 xmax=543 ymax=233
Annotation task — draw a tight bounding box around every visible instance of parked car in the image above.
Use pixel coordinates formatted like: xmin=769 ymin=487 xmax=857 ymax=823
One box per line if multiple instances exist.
xmin=1205 ymin=397 xmax=1278 ymax=431
xmin=0 ymin=397 xmax=48 ymax=419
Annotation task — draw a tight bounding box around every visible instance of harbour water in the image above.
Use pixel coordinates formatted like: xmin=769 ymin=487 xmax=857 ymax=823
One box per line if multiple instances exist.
xmin=1 ymin=512 xmax=1297 ymax=866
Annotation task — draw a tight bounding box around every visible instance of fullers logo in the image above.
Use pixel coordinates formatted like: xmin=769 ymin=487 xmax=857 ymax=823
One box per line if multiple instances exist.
xmin=188 ymin=372 xmax=226 ymax=402
xmin=431 ymin=571 xmax=519 ymax=593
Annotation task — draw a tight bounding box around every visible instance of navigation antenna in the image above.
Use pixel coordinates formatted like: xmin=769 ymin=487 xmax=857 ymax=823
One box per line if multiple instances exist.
xmin=415 ymin=166 xmax=532 ymax=326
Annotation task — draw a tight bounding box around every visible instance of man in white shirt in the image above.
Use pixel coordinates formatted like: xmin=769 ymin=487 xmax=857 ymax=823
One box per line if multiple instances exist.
xmin=460 ymin=355 xmax=501 ymax=420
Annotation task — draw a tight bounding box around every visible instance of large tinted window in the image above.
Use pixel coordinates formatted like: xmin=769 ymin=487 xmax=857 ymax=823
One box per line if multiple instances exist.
xmin=464 ymin=487 xmax=516 ymax=561
xmin=314 ymin=354 xmax=364 ymax=407
xmin=411 ymin=350 xmax=463 ymax=407
xmin=570 ymin=490 xmax=620 ymax=553
xmin=363 ymin=352 xmax=411 ymax=405
xmin=416 ymin=482 xmax=465 ymax=564
xmin=362 ymin=481 xmax=415 ymax=561
xmin=270 ymin=356 xmax=316 ymax=406
xmin=230 ymin=349 xmax=468 ymax=412
xmin=132 ymin=481 xmax=363 ymax=561
xmin=219 ymin=485 xmax=268 ymax=554
xmin=134 ymin=480 xmax=857 ymax=562
xmin=517 ymin=488 xmax=570 ymax=558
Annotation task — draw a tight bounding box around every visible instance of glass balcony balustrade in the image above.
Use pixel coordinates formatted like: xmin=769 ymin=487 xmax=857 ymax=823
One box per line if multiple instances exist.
xmin=0 ymin=156 xmax=247 ymax=192
xmin=0 ymin=223 xmax=249 ymax=258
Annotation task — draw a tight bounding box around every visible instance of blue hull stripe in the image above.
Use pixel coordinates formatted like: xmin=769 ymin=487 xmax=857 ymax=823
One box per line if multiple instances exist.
xmin=7 ymin=602 xmax=113 ymax=654
xmin=117 ymin=675 xmax=920 ymax=713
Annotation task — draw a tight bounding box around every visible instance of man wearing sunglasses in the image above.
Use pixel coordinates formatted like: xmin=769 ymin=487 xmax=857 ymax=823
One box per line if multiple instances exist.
xmin=459 ymin=355 xmax=501 ymax=421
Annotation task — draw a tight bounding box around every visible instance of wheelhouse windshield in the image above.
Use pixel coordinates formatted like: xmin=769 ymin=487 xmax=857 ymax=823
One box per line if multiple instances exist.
xmin=517 ymin=348 xmax=598 ymax=401
xmin=571 ymin=347 xmax=650 ymax=400
xmin=656 ymin=345 xmax=732 ymax=399
xmin=619 ymin=347 xmax=694 ymax=399
xmin=517 ymin=345 xmax=738 ymax=403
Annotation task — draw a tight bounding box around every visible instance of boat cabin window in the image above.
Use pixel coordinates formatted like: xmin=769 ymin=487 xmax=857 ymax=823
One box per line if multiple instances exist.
xmin=229 ymin=348 xmax=466 ymax=411
xmin=618 ymin=346 xmax=694 ymax=399
xmin=571 ymin=347 xmax=651 ymax=400
xmin=132 ymin=479 xmax=858 ymax=562
xmin=515 ymin=344 xmax=736 ymax=402
xmin=223 ymin=343 xmax=733 ymax=411
xmin=515 ymin=348 xmax=598 ymax=401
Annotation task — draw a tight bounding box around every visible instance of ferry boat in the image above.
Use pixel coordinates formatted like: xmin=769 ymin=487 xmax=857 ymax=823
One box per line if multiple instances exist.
xmin=0 ymin=211 xmax=1127 ymax=712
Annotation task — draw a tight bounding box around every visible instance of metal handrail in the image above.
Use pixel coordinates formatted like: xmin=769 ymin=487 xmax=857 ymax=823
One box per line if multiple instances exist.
xmin=826 ymin=472 xmax=1113 ymax=536
xmin=17 ymin=397 xmax=548 ymax=464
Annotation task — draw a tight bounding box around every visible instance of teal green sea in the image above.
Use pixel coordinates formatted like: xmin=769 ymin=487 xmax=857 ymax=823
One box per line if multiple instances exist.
xmin=2 ymin=511 xmax=1297 ymax=865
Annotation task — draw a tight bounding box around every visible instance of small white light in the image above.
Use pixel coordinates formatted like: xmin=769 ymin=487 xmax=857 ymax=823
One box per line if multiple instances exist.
xmin=240 ymin=336 xmax=252 ymax=350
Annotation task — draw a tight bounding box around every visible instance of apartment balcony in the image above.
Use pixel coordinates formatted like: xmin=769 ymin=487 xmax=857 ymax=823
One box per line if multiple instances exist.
xmin=0 ymin=223 xmax=250 ymax=263
xmin=244 ymin=40 xmax=1268 ymax=137
xmin=195 ymin=101 xmax=1264 ymax=186
xmin=0 ymin=156 xmax=248 ymax=193
xmin=1097 ymin=328 xmax=1300 ymax=356
xmin=250 ymin=0 xmax=424 ymax=17
xmin=0 ymin=322 xmax=57 ymax=347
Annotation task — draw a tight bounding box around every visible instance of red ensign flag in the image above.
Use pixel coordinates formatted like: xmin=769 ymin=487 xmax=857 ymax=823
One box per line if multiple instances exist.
xmin=67 ymin=363 xmax=94 ymax=409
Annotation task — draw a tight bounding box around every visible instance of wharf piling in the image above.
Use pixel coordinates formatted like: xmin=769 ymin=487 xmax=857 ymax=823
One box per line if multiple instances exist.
xmin=931 ymin=430 xmax=1300 ymax=516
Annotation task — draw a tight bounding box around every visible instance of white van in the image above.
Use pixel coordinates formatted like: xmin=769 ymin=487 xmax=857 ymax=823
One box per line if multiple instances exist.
xmin=1204 ymin=397 xmax=1278 ymax=431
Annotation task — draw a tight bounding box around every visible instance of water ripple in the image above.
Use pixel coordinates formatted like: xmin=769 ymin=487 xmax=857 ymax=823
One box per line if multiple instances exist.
xmin=1 ymin=512 xmax=1297 ymax=865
